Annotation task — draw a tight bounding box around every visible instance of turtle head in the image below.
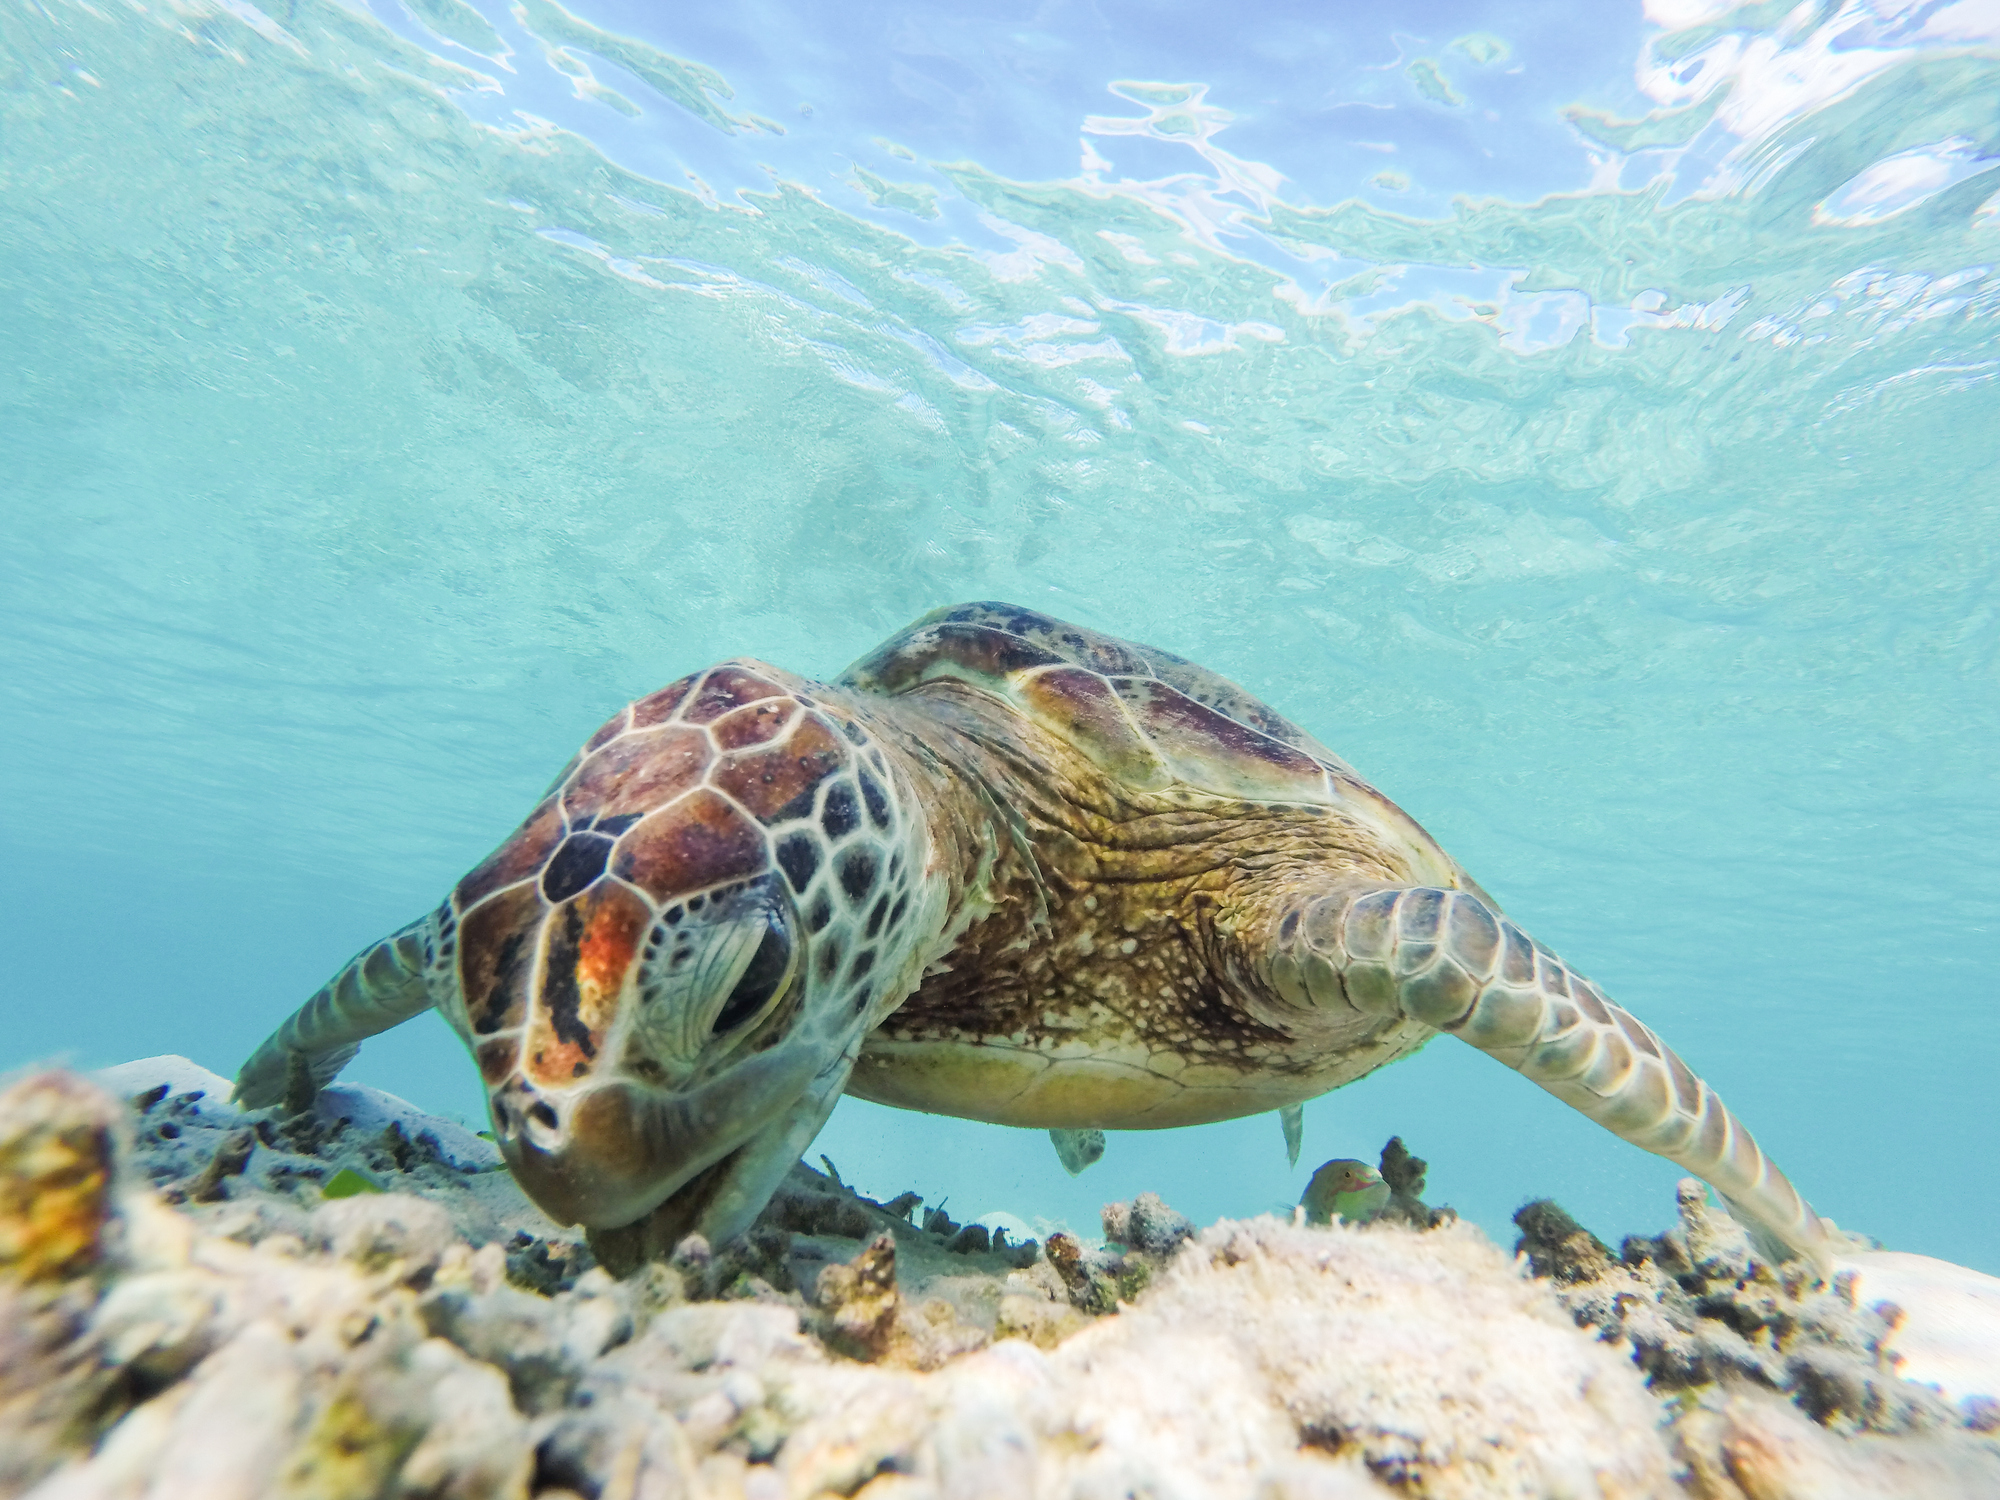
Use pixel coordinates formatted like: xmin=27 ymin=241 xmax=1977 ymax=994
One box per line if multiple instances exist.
xmin=441 ymin=662 xmax=936 ymax=1232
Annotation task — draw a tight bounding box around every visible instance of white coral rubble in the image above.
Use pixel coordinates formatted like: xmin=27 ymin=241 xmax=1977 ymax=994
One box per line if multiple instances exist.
xmin=6 ymin=1063 xmax=2000 ymax=1500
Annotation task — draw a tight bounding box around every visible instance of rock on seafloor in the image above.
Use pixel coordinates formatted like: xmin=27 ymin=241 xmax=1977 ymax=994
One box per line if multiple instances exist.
xmin=3 ymin=1060 xmax=2000 ymax=1500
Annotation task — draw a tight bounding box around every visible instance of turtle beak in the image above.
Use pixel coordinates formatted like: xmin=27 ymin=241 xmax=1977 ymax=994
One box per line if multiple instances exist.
xmin=488 ymin=1045 xmax=822 ymax=1229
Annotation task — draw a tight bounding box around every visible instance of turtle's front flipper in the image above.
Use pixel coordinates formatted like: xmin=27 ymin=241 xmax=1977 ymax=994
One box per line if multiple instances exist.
xmin=1264 ymin=887 xmax=1835 ymax=1269
xmin=234 ymin=911 xmax=443 ymax=1111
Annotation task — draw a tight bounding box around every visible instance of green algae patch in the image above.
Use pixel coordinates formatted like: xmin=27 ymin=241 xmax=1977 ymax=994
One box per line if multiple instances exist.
xmin=322 ymin=1167 xmax=383 ymax=1200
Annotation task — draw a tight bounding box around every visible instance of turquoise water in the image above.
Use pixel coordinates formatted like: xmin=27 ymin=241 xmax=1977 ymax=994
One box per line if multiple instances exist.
xmin=3 ymin=0 xmax=1996 ymax=1271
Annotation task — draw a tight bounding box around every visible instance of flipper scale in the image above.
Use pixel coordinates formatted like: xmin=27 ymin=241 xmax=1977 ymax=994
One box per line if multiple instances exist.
xmin=1268 ymin=885 xmax=1835 ymax=1269
xmin=234 ymin=911 xmax=442 ymax=1110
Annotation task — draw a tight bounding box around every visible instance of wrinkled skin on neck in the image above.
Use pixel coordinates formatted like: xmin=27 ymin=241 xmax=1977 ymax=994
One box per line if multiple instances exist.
xmin=845 ymin=682 xmax=1455 ymax=1129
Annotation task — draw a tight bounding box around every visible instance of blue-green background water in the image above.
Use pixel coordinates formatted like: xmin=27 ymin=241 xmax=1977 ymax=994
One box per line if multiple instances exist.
xmin=3 ymin=0 xmax=1996 ymax=1269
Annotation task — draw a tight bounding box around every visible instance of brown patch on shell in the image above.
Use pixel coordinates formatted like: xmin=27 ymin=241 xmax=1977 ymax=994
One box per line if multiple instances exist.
xmin=848 ymin=620 xmax=1063 ymax=695
xmin=612 ymin=789 xmax=769 ymax=900
xmin=458 ymin=883 xmax=545 ymax=1037
xmin=933 ymin=603 xmax=1153 ymax=676
xmin=1112 ymin=678 xmax=1327 ymax=794
xmin=563 ymin=727 xmax=713 ymax=827
xmin=1014 ymin=665 xmax=1169 ymax=788
xmin=456 ymin=795 xmax=564 ymax=909
xmin=683 ymin=666 xmax=787 ymax=724
xmin=711 ymin=712 xmax=847 ymax=822
xmin=843 ymin=603 xmax=1346 ymax=802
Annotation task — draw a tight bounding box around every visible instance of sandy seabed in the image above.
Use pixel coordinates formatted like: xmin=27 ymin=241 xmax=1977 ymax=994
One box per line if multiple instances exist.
xmin=4 ymin=1056 xmax=1999 ymax=1500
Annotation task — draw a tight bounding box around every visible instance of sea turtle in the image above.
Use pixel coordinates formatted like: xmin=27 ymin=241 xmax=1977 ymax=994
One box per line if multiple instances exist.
xmin=236 ymin=602 xmax=1835 ymax=1268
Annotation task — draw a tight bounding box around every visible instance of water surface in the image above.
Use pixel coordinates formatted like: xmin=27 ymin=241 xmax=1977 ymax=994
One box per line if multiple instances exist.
xmin=3 ymin=0 xmax=1996 ymax=1269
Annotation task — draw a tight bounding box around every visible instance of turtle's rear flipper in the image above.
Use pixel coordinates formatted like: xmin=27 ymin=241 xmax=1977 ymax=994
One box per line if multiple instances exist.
xmin=1279 ymin=1103 xmax=1304 ymax=1167
xmin=234 ymin=911 xmax=443 ymax=1111
xmin=1049 ymin=1127 xmax=1105 ymax=1175
xmin=1263 ymin=886 xmax=1836 ymax=1271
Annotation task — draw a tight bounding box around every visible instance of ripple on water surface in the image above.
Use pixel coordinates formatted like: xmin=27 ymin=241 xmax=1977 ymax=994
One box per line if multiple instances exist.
xmin=0 ymin=0 xmax=1996 ymax=1271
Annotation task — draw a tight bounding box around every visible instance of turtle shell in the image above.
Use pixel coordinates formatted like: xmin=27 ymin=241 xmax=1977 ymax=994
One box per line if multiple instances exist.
xmin=839 ymin=602 xmax=1362 ymax=805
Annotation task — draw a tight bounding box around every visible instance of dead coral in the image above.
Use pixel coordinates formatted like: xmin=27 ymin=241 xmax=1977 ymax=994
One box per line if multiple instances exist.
xmin=502 ymin=1230 xmax=596 ymax=1296
xmin=0 ymin=1071 xmax=121 ymax=1286
xmin=810 ymin=1231 xmax=989 ymax=1371
xmin=1514 ymin=1199 xmax=1619 ymax=1285
xmin=1673 ymin=1388 xmax=2000 ymax=1500
xmin=1083 ymin=1215 xmax=1684 ymax=1500
xmin=1044 ymin=1190 xmax=1202 ymax=1317
xmin=654 ymin=1227 xmax=797 ymax=1302
xmin=766 ymin=1177 xmax=878 ymax=1241
xmin=187 ymin=1128 xmax=256 ymax=1204
xmin=591 ymin=1158 xmax=1042 ymax=1289
xmin=1103 ymin=1190 xmax=1194 ymax=1256
xmin=1376 ymin=1135 xmax=1454 ymax=1230
xmin=1515 ymin=1178 xmax=1962 ymax=1437
xmin=19 ymin=1062 xmax=2000 ymax=1500
xmin=944 ymin=1221 xmax=989 ymax=1255
xmin=814 ymin=1231 xmax=902 ymax=1360
xmin=993 ymin=1288 xmax=1092 ymax=1350
xmin=0 ymin=1073 xmax=130 ymax=1494
xmin=1045 ymin=1231 xmax=1118 ymax=1315
xmin=3 ymin=1073 xmax=536 ymax=1500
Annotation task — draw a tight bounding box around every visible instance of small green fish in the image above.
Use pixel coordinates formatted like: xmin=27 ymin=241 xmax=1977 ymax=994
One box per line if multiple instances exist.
xmin=1301 ymin=1158 xmax=1390 ymax=1226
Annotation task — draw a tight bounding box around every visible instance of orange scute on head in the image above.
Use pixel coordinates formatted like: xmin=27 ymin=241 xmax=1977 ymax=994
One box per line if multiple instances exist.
xmin=563 ymin=727 xmax=713 ymax=827
xmin=457 ymin=796 xmax=565 ymax=909
xmin=526 ymin=1042 xmax=587 ymax=1088
xmin=579 ymin=883 xmax=649 ymax=998
xmin=525 ymin=883 xmax=649 ymax=1087
xmin=612 ymin=789 xmax=769 ymax=902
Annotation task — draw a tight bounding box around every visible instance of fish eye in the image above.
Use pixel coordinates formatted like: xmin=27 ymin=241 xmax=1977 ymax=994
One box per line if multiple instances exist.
xmin=711 ymin=907 xmax=793 ymax=1035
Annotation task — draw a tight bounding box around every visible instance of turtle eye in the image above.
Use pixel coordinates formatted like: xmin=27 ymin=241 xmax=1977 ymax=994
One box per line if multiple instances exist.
xmin=711 ymin=909 xmax=792 ymax=1035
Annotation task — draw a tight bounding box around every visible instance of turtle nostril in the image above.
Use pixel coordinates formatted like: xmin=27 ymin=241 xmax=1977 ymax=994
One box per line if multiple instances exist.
xmin=521 ymin=1097 xmax=563 ymax=1151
